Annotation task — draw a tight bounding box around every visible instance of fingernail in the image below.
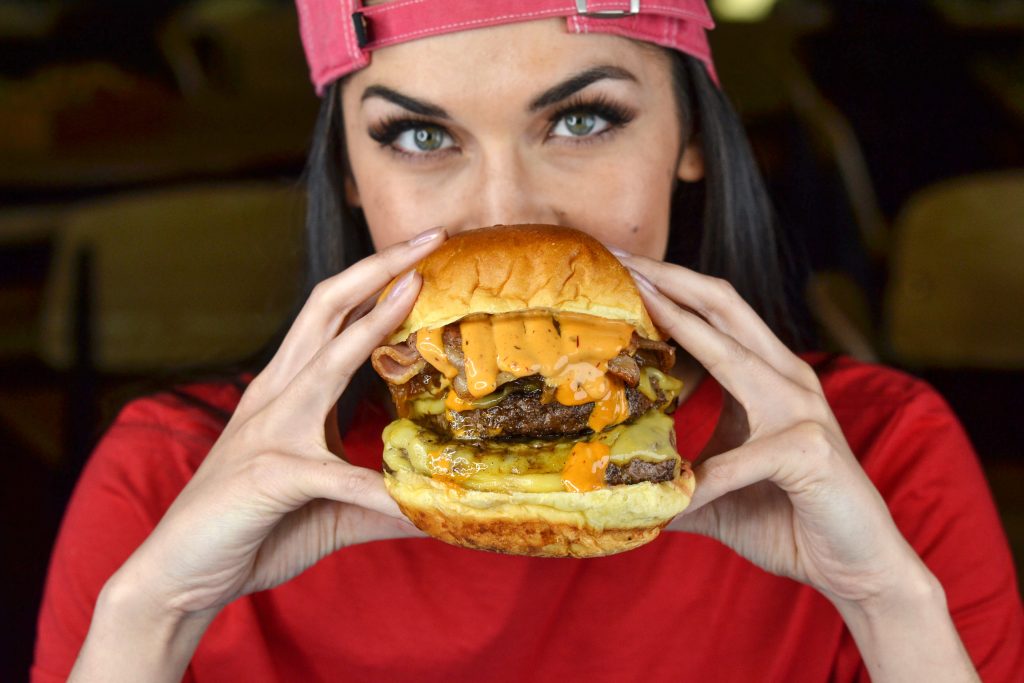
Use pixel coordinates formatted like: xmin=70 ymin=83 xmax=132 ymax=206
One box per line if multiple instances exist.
xmin=630 ymin=268 xmax=657 ymax=292
xmin=384 ymin=270 xmax=417 ymax=301
xmin=607 ymin=245 xmax=631 ymax=258
xmin=409 ymin=226 xmax=446 ymax=247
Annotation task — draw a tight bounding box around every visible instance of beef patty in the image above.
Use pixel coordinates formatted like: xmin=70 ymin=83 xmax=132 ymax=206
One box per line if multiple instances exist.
xmin=604 ymin=459 xmax=676 ymax=485
xmin=424 ymin=379 xmax=669 ymax=440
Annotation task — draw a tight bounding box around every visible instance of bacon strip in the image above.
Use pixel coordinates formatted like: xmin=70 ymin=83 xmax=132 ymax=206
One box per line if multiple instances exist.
xmin=370 ymin=333 xmax=425 ymax=385
xmin=370 ymin=328 xmax=676 ymax=390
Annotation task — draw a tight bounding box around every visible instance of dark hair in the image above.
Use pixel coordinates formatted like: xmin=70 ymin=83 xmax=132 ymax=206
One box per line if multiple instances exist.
xmin=302 ymin=52 xmax=811 ymax=350
xmin=664 ymin=53 xmax=811 ymax=351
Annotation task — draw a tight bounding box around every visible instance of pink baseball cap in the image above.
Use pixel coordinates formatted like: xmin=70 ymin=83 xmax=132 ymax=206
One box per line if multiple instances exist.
xmin=295 ymin=0 xmax=718 ymax=96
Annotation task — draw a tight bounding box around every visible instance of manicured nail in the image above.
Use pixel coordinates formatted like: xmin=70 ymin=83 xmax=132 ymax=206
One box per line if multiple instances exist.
xmin=385 ymin=270 xmax=417 ymax=301
xmin=607 ymin=245 xmax=631 ymax=258
xmin=409 ymin=226 xmax=446 ymax=247
xmin=630 ymin=268 xmax=657 ymax=293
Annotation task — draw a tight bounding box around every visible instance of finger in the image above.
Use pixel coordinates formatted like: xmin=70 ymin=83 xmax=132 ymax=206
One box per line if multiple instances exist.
xmin=255 ymin=498 xmax=423 ymax=581
xmin=295 ymin=457 xmax=408 ymax=519
xmin=343 ymin=289 xmax=385 ymax=330
xmin=235 ymin=448 xmax=410 ymax=520
xmin=632 ymin=272 xmax=822 ymax=427
xmin=254 ymin=227 xmax=445 ymax=408
xmin=276 ymin=269 xmax=421 ymax=429
xmin=615 ymin=250 xmax=816 ymax=391
xmin=676 ymin=421 xmax=852 ymax=515
xmin=668 ymin=422 xmax=896 ymax=573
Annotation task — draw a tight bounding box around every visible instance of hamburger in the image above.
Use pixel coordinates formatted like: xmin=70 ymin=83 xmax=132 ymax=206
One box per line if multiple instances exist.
xmin=371 ymin=224 xmax=694 ymax=557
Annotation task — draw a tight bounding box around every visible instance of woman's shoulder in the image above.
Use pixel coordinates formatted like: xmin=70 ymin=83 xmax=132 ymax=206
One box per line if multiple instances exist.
xmin=87 ymin=379 xmax=245 ymax=481
xmin=113 ymin=379 xmax=244 ymax=435
xmin=33 ymin=379 xmax=247 ymax=680
xmin=807 ymin=353 xmax=963 ymax=449
xmin=806 ymin=353 xmax=985 ymax=501
xmin=807 ymin=352 xmax=942 ymax=412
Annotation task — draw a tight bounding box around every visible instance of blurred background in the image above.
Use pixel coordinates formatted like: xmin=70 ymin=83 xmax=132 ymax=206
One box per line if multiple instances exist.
xmin=1 ymin=0 xmax=1022 ymax=678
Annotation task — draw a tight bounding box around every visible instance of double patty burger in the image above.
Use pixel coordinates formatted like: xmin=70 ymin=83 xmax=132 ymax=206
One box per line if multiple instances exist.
xmin=371 ymin=225 xmax=694 ymax=557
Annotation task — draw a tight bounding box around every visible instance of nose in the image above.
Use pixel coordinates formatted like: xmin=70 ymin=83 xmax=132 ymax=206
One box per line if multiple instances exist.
xmin=454 ymin=145 xmax=562 ymax=230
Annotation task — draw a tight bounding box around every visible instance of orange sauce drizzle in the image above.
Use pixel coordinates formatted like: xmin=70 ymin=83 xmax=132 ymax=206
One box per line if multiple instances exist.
xmin=421 ymin=311 xmax=636 ymax=431
xmin=587 ymin=377 xmax=631 ymax=432
xmin=561 ymin=442 xmax=611 ymax=492
xmin=415 ymin=327 xmax=458 ymax=379
xmin=460 ymin=318 xmax=498 ymax=398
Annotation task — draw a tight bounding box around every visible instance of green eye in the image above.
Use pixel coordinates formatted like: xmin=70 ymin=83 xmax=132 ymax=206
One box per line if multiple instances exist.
xmin=563 ymin=112 xmax=596 ymax=136
xmin=551 ymin=110 xmax=611 ymax=139
xmin=390 ymin=125 xmax=454 ymax=154
xmin=412 ymin=126 xmax=446 ymax=150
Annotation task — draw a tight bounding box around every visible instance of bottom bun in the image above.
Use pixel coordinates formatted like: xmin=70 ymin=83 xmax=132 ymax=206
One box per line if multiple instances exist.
xmin=383 ymin=454 xmax=695 ymax=558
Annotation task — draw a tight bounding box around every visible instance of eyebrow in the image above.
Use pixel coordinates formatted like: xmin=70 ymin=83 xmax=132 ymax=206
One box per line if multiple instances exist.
xmin=361 ymin=85 xmax=451 ymax=119
xmin=528 ymin=65 xmax=637 ymax=111
xmin=359 ymin=64 xmax=638 ymax=119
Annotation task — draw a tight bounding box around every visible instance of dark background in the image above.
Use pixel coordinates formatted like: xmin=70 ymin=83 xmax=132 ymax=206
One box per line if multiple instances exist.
xmin=2 ymin=1 xmax=1022 ymax=680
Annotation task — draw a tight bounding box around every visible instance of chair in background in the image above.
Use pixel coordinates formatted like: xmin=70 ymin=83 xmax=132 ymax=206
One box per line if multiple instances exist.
xmin=158 ymin=0 xmax=313 ymax=100
xmin=884 ymin=172 xmax=1024 ymax=572
xmin=38 ymin=181 xmax=306 ymax=468
xmin=883 ymin=171 xmax=1024 ymax=369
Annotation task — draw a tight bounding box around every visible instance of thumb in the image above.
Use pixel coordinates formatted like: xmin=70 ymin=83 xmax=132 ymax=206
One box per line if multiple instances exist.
xmin=680 ymin=426 xmax=821 ymax=512
xmin=667 ymin=503 xmax=719 ymax=537
xmin=667 ymin=433 xmax=792 ymax=537
xmin=293 ymin=453 xmax=408 ymax=520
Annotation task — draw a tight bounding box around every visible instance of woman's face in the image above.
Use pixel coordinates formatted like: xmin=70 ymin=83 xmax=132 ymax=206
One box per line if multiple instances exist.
xmin=340 ymin=18 xmax=704 ymax=259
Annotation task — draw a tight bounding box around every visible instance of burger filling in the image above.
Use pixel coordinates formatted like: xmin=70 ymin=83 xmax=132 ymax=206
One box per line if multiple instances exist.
xmin=372 ymin=310 xmax=685 ymax=494
xmin=419 ymin=375 xmax=668 ymax=440
xmin=382 ymin=411 xmax=682 ymax=494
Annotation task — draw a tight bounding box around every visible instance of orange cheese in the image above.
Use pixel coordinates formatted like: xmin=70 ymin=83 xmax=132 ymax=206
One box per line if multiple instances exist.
xmin=422 ymin=311 xmax=636 ymax=430
xmin=426 ymin=446 xmax=472 ymax=484
xmin=554 ymin=362 xmax=610 ymax=405
xmin=557 ymin=315 xmax=634 ymax=364
xmin=522 ymin=314 xmax=565 ymax=375
xmin=460 ymin=318 xmax=498 ymax=397
xmin=444 ymin=390 xmax=477 ymax=412
xmin=465 ymin=312 xmax=632 ymax=390
xmin=426 ymin=447 xmax=454 ymax=480
xmin=415 ymin=327 xmax=457 ymax=379
xmin=561 ymin=442 xmax=611 ymax=492
xmin=587 ymin=378 xmax=631 ymax=432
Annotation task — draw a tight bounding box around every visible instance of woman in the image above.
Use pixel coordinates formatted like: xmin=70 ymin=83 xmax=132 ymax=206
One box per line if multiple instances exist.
xmin=34 ymin=2 xmax=1023 ymax=681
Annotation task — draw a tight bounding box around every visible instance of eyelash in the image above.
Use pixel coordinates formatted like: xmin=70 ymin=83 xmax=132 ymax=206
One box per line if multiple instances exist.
xmin=368 ymin=116 xmax=440 ymax=147
xmin=366 ymin=94 xmax=636 ymax=159
xmin=549 ymin=93 xmax=635 ymax=142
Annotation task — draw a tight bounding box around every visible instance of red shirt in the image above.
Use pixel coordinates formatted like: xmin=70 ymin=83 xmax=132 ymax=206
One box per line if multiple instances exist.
xmin=33 ymin=355 xmax=1024 ymax=682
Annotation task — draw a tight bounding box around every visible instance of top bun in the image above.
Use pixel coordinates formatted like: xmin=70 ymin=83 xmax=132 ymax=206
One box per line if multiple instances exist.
xmin=385 ymin=224 xmax=660 ymax=344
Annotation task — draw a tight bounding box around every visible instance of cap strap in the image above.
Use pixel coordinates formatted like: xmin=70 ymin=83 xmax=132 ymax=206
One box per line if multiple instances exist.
xmin=297 ymin=0 xmax=718 ymax=94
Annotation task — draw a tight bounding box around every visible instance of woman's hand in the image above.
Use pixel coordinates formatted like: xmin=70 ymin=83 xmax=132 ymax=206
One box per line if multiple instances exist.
xmin=71 ymin=228 xmax=446 ymax=682
xmin=613 ymin=250 xmax=978 ymax=682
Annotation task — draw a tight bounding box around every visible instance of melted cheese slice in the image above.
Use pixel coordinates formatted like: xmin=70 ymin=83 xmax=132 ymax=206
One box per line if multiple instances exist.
xmin=383 ymin=411 xmax=680 ymax=493
xmin=561 ymin=442 xmax=611 ymax=493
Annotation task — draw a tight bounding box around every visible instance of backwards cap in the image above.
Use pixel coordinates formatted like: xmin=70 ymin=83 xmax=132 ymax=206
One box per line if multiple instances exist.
xmin=295 ymin=0 xmax=717 ymax=95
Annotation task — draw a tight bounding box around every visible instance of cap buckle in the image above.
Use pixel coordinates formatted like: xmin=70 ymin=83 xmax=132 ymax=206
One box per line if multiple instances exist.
xmin=575 ymin=0 xmax=640 ymax=17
